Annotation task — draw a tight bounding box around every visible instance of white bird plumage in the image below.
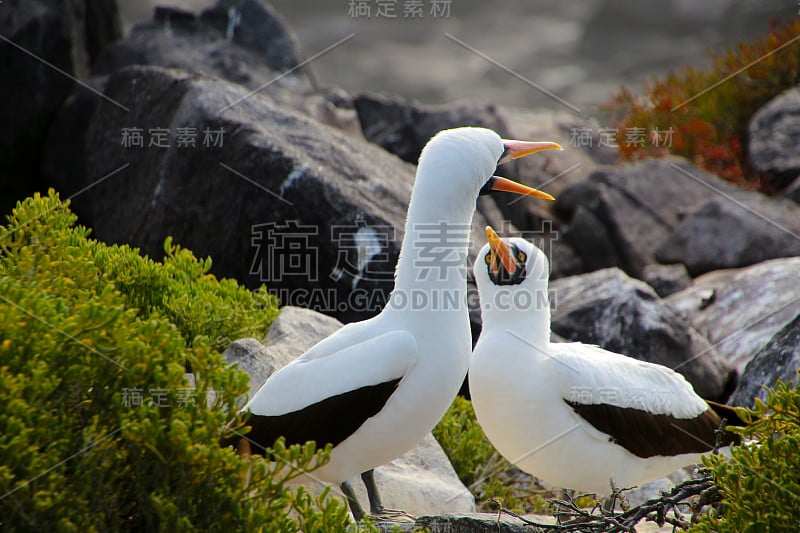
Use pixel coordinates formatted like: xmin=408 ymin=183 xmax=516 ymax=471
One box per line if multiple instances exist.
xmin=221 ymin=128 xmax=562 ymax=518
xmin=469 ymin=229 xmax=739 ymax=495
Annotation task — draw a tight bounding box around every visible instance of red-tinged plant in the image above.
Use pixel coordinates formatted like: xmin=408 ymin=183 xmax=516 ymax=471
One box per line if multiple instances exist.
xmin=608 ymin=20 xmax=800 ymax=192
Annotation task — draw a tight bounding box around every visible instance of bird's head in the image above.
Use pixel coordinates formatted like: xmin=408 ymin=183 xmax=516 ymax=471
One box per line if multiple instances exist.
xmin=415 ymin=127 xmax=561 ymax=204
xmin=473 ymin=226 xmax=550 ymax=324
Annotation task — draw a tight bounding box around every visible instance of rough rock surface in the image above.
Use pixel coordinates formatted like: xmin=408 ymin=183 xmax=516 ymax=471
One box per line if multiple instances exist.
xmin=0 ymin=0 xmax=121 ymax=214
xmin=622 ymin=467 xmax=696 ymax=508
xmin=551 ymin=268 xmax=732 ymax=400
xmin=224 ymin=306 xmax=475 ymax=516
xmin=41 ymin=80 xmax=107 ymax=221
xmin=748 ymin=86 xmax=800 ymax=188
xmin=375 ymin=511 xmax=678 ymax=532
xmin=549 ymin=239 xmax=584 ymax=280
xmin=783 ymin=175 xmax=800 ymax=205
xmin=375 ymin=512 xmax=553 ymax=533
xmin=656 ymin=194 xmax=800 ymax=276
xmin=730 ymin=313 xmax=800 ymax=407
xmin=222 ymin=307 xmax=344 ymax=398
xmin=555 ymin=158 xmax=739 ymax=278
xmin=94 ymin=0 xmax=308 ymax=92
xmin=354 ymin=92 xmax=508 ymax=164
xmin=642 ymin=263 xmax=691 ymax=298
xmin=666 ymin=257 xmax=800 ymax=373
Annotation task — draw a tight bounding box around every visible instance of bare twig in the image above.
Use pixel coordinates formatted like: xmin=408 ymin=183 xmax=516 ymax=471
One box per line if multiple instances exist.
xmin=491 ymin=474 xmax=718 ymax=532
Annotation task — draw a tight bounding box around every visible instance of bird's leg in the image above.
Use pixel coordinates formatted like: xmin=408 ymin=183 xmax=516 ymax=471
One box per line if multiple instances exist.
xmin=360 ymin=469 xmax=415 ymax=521
xmin=361 ymin=469 xmax=384 ymax=515
xmin=340 ymin=480 xmax=367 ymax=522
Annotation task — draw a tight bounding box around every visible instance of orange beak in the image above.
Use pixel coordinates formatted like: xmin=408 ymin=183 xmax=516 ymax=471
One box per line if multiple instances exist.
xmin=488 ymin=176 xmax=555 ymax=200
xmin=499 ymin=139 xmax=563 ymax=165
xmin=485 ymin=226 xmax=517 ymax=276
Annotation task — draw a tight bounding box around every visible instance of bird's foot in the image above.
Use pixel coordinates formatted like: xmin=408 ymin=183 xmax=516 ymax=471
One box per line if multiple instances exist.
xmin=368 ymin=508 xmax=416 ymax=522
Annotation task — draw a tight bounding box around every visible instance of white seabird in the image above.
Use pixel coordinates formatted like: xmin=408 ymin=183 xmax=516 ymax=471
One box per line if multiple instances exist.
xmin=221 ymin=128 xmax=563 ymax=518
xmin=469 ymin=227 xmax=741 ymax=495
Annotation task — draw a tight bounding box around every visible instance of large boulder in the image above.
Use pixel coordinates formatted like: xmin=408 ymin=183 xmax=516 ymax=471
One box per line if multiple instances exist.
xmin=730 ymin=313 xmax=800 ymax=408
xmin=377 ymin=513 xmax=554 ymax=533
xmin=550 ymin=268 xmax=733 ymax=400
xmin=666 ymin=257 xmax=800 ymax=374
xmin=354 ymin=92 xmax=509 ymax=164
xmin=0 ymin=0 xmax=121 ymax=214
xmin=223 ymin=306 xmax=343 ymax=397
xmin=748 ymin=86 xmax=800 ymax=190
xmin=94 ymin=1 xmax=307 ymax=91
xmin=555 ymin=158 xmax=739 ymax=278
xmin=641 ymin=263 xmax=691 ymax=298
xmin=223 ymin=306 xmax=476 ymax=517
xmin=655 ymin=193 xmax=800 ymax=276
xmin=783 ymin=175 xmax=800 ymax=205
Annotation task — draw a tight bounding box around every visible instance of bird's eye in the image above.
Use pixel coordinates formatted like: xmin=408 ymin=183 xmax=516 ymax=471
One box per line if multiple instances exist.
xmin=485 ymin=253 xmax=492 ymax=264
xmin=517 ymin=251 xmax=527 ymax=262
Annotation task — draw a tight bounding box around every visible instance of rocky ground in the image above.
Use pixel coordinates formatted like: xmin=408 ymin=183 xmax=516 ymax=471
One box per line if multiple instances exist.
xmin=3 ymin=0 xmax=800 ymax=530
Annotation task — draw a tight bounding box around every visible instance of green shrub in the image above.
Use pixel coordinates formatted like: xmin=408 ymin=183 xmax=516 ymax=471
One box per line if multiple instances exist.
xmin=690 ymin=380 xmax=800 ymax=533
xmin=0 ymin=191 xmax=359 ymax=532
xmin=608 ymin=20 xmax=800 ymax=191
xmin=433 ymin=397 xmax=550 ymax=513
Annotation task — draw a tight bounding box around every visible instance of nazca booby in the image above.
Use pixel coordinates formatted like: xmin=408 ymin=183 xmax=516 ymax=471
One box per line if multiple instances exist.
xmin=469 ymin=227 xmax=741 ymax=495
xmin=220 ymin=128 xmax=563 ymax=518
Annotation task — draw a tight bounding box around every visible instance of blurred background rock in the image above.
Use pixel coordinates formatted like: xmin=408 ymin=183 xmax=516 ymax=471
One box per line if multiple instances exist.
xmin=120 ymin=0 xmax=795 ymax=112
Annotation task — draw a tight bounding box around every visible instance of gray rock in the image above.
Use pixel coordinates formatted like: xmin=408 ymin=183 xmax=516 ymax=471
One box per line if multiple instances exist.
xmin=748 ymin=86 xmax=800 ymax=189
xmin=554 ymin=158 xmax=739 ymax=278
xmin=730 ymin=312 xmax=800 ymax=408
xmin=622 ymin=467 xmax=696 ymax=508
xmin=199 ymin=0 xmax=303 ymax=73
xmin=656 ymin=194 xmax=800 ymax=276
xmin=563 ymin=205 xmax=620 ymax=272
xmin=376 ymin=511 xmax=692 ymax=533
xmin=376 ymin=512 xmax=553 ymax=533
xmin=549 ymin=240 xmax=583 ymax=280
xmin=0 ymin=0 xmax=121 ymax=214
xmin=642 ymin=263 xmax=691 ymax=298
xmin=222 ymin=338 xmax=275 ymax=399
xmin=783 ymin=175 xmax=800 ymax=205
xmin=41 ymin=79 xmax=107 ymax=221
xmin=230 ymin=305 xmax=344 ymax=395
xmin=551 ymin=268 xmax=733 ymax=400
xmin=666 ymin=257 xmax=800 ymax=373
xmin=93 ymin=0 xmax=311 ymax=97
xmin=354 ymin=92 xmax=509 ymax=164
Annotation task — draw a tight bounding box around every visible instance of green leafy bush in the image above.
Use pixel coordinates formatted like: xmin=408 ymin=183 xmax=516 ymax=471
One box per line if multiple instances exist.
xmin=690 ymin=380 xmax=800 ymax=533
xmin=608 ymin=20 xmax=800 ymax=191
xmin=0 ymin=191 xmax=358 ymax=532
xmin=433 ymin=396 xmax=550 ymax=513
